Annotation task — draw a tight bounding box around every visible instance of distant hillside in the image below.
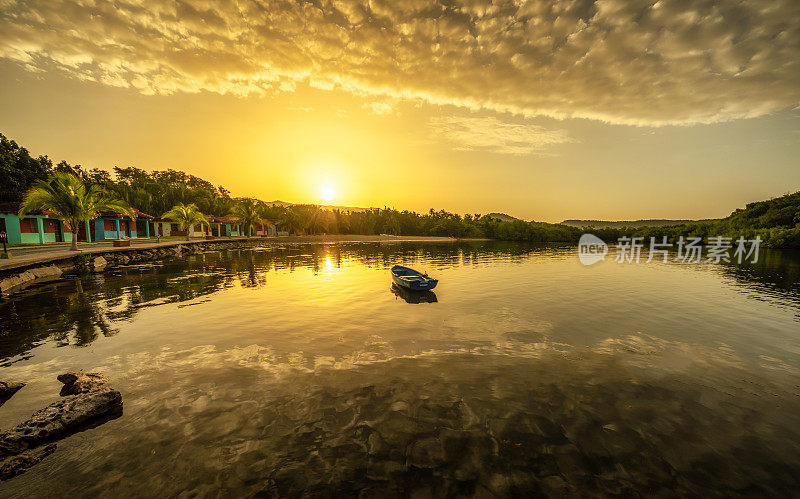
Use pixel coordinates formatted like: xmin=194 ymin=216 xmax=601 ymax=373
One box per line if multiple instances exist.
xmin=265 ymin=200 xmax=293 ymax=207
xmin=570 ymin=191 xmax=800 ymax=248
xmin=485 ymin=212 xmax=520 ymax=222
xmin=561 ymin=219 xmax=718 ymax=228
xmin=721 ymin=191 xmax=800 ymax=230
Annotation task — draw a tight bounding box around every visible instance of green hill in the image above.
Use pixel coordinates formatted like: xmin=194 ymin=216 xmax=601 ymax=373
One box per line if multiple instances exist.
xmin=586 ymin=191 xmax=800 ymax=248
xmin=721 ymin=191 xmax=800 ymax=230
xmin=485 ymin=213 xmax=520 ymax=222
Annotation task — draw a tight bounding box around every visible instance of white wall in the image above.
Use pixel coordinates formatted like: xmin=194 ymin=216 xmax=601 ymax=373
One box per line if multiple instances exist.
xmin=153 ymin=222 xmax=172 ymax=237
xmin=188 ymin=224 xmax=207 ymax=237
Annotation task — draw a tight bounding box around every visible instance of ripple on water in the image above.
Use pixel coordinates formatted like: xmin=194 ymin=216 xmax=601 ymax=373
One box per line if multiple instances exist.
xmin=2 ymin=334 xmax=799 ymax=497
xmin=0 ymin=242 xmax=798 ymax=496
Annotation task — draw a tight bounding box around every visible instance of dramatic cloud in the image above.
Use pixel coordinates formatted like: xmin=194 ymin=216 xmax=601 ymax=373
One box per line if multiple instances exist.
xmin=1 ymin=0 xmax=798 ymax=125
xmin=429 ymin=116 xmax=572 ymax=155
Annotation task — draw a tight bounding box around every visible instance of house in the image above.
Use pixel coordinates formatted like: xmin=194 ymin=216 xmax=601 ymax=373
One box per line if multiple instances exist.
xmin=188 ymin=223 xmax=209 ymax=238
xmin=208 ymin=216 xmax=243 ymax=237
xmin=0 ymin=204 xmax=155 ymax=245
xmin=152 ymin=220 xmax=174 ymax=237
xmin=204 ymin=216 xmax=279 ymax=237
xmin=0 ymin=202 xmax=86 ymax=244
xmin=255 ymin=219 xmax=281 ymax=237
xmin=151 ymin=218 xmax=222 ymax=238
xmin=93 ymin=209 xmax=155 ymax=241
xmin=134 ymin=210 xmax=156 ymax=238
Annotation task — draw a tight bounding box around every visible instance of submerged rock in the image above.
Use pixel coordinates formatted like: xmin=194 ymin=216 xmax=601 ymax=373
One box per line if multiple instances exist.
xmin=0 ymin=387 xmax=122 ymax=457
xmin=57 ymin=372 xmax=109 ymax=395
xmin=0 ymin=381 xmax=25 ymax=398
xmin=408 ymin=437 xmax=446 ymax=469
xmin=0 ymin=372 xmax=122 ymax=475
xmin=0 ymin=443 xmax=57 ymax=481
xmin=0 ymin=381 xmax=25 ymax=408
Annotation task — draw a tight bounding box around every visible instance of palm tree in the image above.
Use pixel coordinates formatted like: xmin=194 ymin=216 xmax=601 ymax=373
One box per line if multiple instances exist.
xmin=162 ymin=203 xmax=209 ymax=241
xmin=229 ymin=198 xmax=260 ymax=237
xmin=19 ymin=172 xmax=135 ymax=252
xmin=292 ymin=204 xmax=328 ymax=235
xmin=278 ymin=207 xmax=304 ymax=235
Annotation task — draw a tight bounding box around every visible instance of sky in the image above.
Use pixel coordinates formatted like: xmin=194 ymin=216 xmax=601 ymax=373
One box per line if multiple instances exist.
xmin=0 ymin=0 xmax=799 ymax=222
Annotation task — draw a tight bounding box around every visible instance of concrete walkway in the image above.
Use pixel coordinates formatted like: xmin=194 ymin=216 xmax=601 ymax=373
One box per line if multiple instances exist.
xmin=0 ymin=237 xmax=244 ymax=271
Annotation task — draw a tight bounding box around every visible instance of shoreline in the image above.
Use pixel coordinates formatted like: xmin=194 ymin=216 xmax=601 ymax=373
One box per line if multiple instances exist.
xmin=0 ymin=235 xmax=485 ymax=294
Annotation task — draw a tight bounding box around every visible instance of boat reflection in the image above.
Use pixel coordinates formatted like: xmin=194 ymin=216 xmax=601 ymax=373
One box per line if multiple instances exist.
xmin=390 ymin=283 xmax=438 ymax=304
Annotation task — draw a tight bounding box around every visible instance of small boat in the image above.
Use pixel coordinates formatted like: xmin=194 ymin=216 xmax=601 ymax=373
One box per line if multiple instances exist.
xmin=390 ymin=265 xmax=438 ymax=291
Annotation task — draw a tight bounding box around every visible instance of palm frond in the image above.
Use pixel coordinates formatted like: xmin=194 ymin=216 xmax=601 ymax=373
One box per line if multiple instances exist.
xmin=19 ymin=172 xmax=134 ymax=233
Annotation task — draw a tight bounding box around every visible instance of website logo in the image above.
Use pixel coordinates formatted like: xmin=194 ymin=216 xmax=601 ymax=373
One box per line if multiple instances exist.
xmin=578 ymin=233 xmax=608 ymax=266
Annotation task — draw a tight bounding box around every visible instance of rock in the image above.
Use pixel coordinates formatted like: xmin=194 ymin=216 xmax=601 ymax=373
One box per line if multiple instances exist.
xmin=0 ymin=381 xmax=25 ymax=398
xmin=0 ymin=276 xmax=21 ymax=294
xmin=57 ymin=372 xmax=109 ymax=395
xmin=0 ymin=266 xmax=63 ymax=295
xmin=92 ymin=256 xmax=107 ymax=271
xmin=408 ymin=437 xmax=446 ymax=469
xmin=0 ymin=271 xmax=33 ymax=295
xmin=0 ymin=443 xmax=57 ymax=481
xmin=0 ymin=381 xmax=25 ymax=407
xmin=29 ymin=265 xmax=62 ymax=280
xmin=0 ymin=387 xmax=122 ymax=457
xmin=367 ymin=432 xmax=389 ymax=457
xmin=57 ymin=263 xmax=76 ymax=275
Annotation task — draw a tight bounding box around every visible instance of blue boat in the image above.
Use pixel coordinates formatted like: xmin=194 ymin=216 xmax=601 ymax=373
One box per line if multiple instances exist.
xmin=390 ymin=265 xmax=438 ymax=291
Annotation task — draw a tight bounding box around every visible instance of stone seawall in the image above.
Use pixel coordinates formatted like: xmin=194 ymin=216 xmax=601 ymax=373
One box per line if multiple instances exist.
xmin=0 ymin=239 xmax=259 ymax=296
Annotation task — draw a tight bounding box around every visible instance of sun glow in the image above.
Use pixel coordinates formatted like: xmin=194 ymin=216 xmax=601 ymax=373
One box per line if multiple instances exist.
xmin=321 ymin=185 xmax=336 ymax=202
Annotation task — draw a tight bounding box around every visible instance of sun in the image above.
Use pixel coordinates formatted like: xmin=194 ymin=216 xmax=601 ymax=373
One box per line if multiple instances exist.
xmin=321 ymin=185 xmax=336 ymax=202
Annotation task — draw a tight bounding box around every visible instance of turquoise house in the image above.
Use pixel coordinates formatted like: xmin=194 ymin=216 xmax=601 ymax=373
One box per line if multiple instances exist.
xmin=0 ymin=203 xmax=89 ymax=245
xmin=92 ymin=210 xmax=154 ymax=241
xmin=93 ymin=214 xmax=136 ymax=241
xmin=0 ymin=204 xmax=154 ymax=245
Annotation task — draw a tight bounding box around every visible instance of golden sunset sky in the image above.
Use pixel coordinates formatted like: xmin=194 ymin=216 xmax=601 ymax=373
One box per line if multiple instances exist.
xmin=0 ymin=0 xmax=798 ymax=222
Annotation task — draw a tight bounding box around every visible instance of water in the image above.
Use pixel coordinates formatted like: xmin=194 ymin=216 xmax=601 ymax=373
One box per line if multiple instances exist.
xmin=0 ymin=241 xmax=799 ymax=496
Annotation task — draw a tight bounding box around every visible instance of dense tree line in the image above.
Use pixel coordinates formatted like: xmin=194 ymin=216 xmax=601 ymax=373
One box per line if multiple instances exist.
xmin=2 ymin=132 xmax=798 ymax=247
xmin=589 ymin=192 xmax=800 ymax=248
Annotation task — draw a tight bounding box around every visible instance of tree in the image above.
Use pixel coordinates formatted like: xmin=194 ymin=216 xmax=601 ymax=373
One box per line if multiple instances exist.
xmin=162 ymin=203 xmax=209 ymax=241
xmin=230 ymin=198 xmax=261 ymax=237
xmin=0 ymin=133 xmax=53 ymax=203
xmin=19 ymin=172 xmax=134 ymax=251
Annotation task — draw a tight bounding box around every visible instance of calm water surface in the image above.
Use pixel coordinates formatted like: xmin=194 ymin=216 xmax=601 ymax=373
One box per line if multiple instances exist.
xmin=1 ymin=241 xmax=799 ymax=496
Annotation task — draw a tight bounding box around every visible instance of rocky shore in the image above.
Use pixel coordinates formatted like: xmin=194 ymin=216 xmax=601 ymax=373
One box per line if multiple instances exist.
xmin=0 ymin=372 xmax=122 ymax=480
xmin=0 ymin=239 xmax=260 ymax=296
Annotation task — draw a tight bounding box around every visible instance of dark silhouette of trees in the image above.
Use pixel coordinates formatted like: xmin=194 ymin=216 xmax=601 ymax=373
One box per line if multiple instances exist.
xmin=2 ymin=131 xmax=799 ymax=247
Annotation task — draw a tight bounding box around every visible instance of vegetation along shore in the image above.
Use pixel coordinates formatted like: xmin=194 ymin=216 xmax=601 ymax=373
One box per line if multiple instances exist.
xmin=2 ymin=132 xmax=799 ymax=249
